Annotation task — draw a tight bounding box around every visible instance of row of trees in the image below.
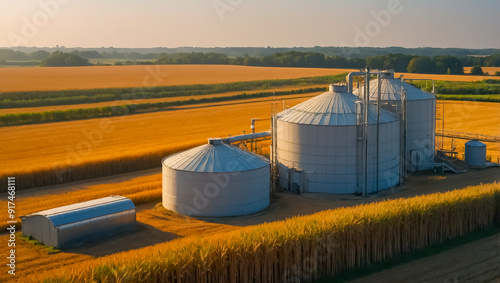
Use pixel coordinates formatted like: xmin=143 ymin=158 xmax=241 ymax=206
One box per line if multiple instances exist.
xmin=40 ymin=51 xmax=90 ymax=67
xmin=157 ymin=51 xmax=468 ymax=74
xmin=407 ymin=56 xmax=464 ymax=74
xmin=2 ymin=49 xmax=500 ymax=74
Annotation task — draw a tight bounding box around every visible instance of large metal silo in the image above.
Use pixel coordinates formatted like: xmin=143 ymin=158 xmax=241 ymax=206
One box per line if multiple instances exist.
xmin=355 ymin=71 xmax=436 ymax=172
xmin=277 ymin=85 xmax=400 ymax=194
xmin=162 ymin=138 xmax=270 ymax=217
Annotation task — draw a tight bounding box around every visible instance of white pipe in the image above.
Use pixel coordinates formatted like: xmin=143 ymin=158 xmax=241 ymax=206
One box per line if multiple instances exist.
xmin=222 ymin=131 xmax=271 ymax=144
xmin=346 ymin=71 xmax=365 ymax=93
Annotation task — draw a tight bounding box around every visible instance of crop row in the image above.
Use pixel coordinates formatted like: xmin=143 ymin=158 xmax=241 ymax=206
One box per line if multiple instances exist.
xmin=38 ymin=182 xmax=500 ymax=282
xmin=0 ymin=74 xmax=345 ymax=108
xmin=0 ymin=87 xmax=326 ymax=126
xmin=412 ymin=79 xmax=500 ymax=95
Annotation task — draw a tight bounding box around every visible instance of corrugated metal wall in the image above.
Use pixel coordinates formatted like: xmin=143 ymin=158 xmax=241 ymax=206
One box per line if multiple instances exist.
xmin=162 ymin=166 xmax=270 ymax=217
xmin=277 ymin=120 xmax=400 ymax=194
xmin=57 ymin=209 xmax=136 ymax=249
xmin=406 ymin=99 xmax=436 ymax=171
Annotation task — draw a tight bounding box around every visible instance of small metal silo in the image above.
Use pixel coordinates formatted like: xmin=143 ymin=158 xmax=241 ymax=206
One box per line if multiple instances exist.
xmin=464 ymin=140 xmax=486 ymax=167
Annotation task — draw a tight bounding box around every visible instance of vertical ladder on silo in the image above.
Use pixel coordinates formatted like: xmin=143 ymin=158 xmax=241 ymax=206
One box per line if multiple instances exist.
xmin=435 ymin=102 xmax=445 ymax=151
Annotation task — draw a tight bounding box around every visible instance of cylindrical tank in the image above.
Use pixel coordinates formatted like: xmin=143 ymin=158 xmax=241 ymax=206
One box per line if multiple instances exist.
xmin=277 ymin=84 xmax=400 ymax=194
xmin=464 ymin=140 xmax=486 ymax=167
xmin=355 ymin=71 xmax=436 ymax=171
xmin=162 ymin=138 xmax=270 ymax=217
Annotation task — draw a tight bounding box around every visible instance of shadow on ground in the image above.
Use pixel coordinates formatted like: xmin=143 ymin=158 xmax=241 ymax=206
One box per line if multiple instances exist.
xmin=64 ymin=222 xmax=178 ymax=257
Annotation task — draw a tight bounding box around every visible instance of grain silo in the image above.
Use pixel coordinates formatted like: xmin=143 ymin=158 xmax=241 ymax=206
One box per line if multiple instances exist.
xmin=21 ymin=196 xmax=136 ymax=249
xmin=276 ymin=84 xmax=400 ymax=194
xmin=355 ymin=70 xmax=436 ymax=172
xmin=162 ymin=138 xmax=270 ymax=217
xmin=464 ymin=140 xmax=487 ymax=167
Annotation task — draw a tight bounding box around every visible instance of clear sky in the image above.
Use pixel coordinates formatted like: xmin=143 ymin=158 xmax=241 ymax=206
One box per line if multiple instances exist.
xmin=0 ymin=0 xmax=498 ymax=49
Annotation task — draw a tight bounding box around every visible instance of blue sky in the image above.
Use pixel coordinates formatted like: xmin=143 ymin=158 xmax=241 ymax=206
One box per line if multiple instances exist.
xmin=0 ymin=0 xmax=498 ymax=48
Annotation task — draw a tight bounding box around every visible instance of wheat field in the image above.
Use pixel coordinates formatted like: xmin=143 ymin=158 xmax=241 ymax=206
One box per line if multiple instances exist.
xmin=0 ymin=85 xmax=325 ymax=115
xmin=463 ymin=66 xmax=500 ymax=75
xmin=0 ymin=65 xmax=495 ymax=93
xmin=0 ymin=93 xmax=316 ymax=189
xmin=2 ymin=93 xmax=498 ymax=190
xmin=0 ymin=65 xmax=355 ymax=92
xmin=393 ymin=72 xmax=493 ymax=82
xmin=437 ymin=100 xmax=500 ymax=159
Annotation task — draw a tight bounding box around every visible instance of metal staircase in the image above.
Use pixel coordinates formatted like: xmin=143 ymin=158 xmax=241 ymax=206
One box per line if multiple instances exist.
xmin=435 ymin=150 xmax=467 ymax=174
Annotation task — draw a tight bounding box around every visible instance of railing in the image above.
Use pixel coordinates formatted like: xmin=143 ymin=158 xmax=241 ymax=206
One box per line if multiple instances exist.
xmin=436 ymin=131 xmax=500 ymax=143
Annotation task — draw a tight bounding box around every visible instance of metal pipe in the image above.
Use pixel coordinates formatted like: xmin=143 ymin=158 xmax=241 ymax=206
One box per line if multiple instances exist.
xmin=346 ymin=71 xmax=365 ymax=93
xmin=363 ymin=67 xmax=370 ymax=198
xmin=356 ymin=100 xmax=364 ymax=194
xmin=222 ymin=131 xmax=271 ymax=144
xmin=400 ymin=76 xmax=408 ymax=181
xmin=376 ymin=70 xmax=381 ymax=193
xmin=250 ymin=117 xmax=271 ymax=150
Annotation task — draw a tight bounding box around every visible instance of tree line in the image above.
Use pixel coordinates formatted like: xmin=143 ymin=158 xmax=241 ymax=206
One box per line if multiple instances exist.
xmin=2 ymin=48 xmax=500 ymax=73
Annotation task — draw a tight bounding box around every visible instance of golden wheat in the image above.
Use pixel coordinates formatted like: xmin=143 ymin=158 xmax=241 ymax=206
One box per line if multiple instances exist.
xmin=29 ymin=182 xmax=500 ymax=283
xmin=0 ymin=93 xmax=315 ymax=190
xmin=0 ymin=65 xmax=354 ymax=92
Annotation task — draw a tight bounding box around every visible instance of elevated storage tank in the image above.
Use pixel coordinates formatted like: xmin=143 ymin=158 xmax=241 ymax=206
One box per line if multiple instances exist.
xmin=162 ymin=138 xmax=270 ymax=217
xmin=464 ymin=140 xmax=486 ymax=167
xmin=277 ymin=84 xmax=400 ymax=194
xmin=355 ymin=71 xmax=436 ymax=171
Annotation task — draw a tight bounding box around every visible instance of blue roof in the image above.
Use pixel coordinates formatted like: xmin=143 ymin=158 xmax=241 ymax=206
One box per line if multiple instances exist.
xmin=25 ymin=196 xmax=135 ymax=227
xmin=162 ymin=141 xmax=269 ymax=172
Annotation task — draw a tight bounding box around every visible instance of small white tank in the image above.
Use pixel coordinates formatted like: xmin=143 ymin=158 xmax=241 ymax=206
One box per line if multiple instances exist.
xmin=464 ymin=140 xmax=486 ymax=167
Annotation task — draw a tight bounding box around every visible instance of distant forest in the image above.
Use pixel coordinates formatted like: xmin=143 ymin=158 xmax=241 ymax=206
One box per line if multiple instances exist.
xmin=1 ymin=46 xmax=500 ymax=74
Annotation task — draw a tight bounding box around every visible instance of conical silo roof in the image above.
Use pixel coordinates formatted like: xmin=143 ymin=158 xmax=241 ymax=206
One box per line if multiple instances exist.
xmin=162 ymin=138 xmax=269 ymax=173
xmin=355 ymin=71 xmax=435 ymax=101
xmin=278 ymin=85 xmax=397 ymax=126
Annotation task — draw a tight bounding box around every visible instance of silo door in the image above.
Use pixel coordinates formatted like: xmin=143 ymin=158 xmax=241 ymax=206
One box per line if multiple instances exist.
xmin=410 ymin=150 xmax=419 ymax=172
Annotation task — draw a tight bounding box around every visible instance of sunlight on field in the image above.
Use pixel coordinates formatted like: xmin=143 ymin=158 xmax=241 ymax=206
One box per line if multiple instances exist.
xmin=437 ymin=100 xmax=500 ymax=159
xmin=0 ymin=93 xmax=314 ymax=179
xmin=17 ymin=182 xmax=500 ymax=283
xmin=0 ymin=65 xmax=355 ymax=92
xmin=394 ymin=72 xmax=493 ymax=82
xmin=0 ymin=85 xmax=325 ymax=115
xmin=463 ymin=66 xmax=500 ymax=75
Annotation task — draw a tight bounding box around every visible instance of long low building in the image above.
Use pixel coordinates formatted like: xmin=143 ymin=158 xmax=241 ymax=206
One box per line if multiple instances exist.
xmin=21 ymin=196 xmax=136 ymax=249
